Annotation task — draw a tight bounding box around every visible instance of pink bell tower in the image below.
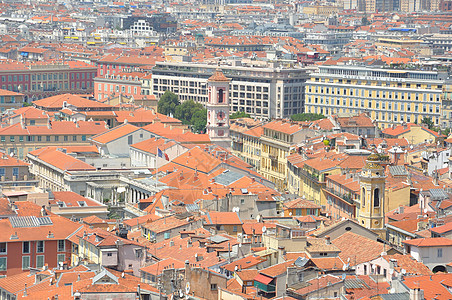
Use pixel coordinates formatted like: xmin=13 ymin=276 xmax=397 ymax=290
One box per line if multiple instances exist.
xmin=206 ymin=69 xmax=231 ymax=149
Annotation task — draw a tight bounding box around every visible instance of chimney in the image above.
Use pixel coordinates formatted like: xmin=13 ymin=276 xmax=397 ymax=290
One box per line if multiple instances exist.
xmin=325 ymin=236 xmax=331 ymax=245
xmin=41 ymin=205 xmax=47 ymax=216
xmin=20 ymin=114 xmax=26 ymax=129
xmin=24 ymin=284 xmax=27 ymax=297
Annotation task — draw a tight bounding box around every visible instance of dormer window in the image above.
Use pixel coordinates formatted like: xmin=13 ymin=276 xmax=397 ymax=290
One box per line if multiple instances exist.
xmin=78 ymin=201 xmax=86 ymax=207
xmin=57 ymin=201 xmax=65 ymax=208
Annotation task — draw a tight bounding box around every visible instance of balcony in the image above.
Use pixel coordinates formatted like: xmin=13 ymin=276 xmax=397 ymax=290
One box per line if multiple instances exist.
xmin=324 ymin=187 xmax=357 ymax=205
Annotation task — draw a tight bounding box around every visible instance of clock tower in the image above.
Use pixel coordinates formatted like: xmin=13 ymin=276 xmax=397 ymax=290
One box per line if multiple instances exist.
xmin=206 ymin=68 xmax=231 ymax=149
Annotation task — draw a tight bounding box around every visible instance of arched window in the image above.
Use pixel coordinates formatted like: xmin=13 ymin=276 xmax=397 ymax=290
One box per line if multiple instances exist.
xmin=362 ymin=187 xmax=366 ymax=207
xmin=373 ymin=188 xmax=380 ymax=207
xmin=218 ymin=89 xmax=224 ymax=103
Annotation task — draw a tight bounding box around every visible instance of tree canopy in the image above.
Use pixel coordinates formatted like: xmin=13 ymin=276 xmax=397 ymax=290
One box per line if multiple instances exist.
xmin=290 ymin=113 xmax=326 ymax=122
xmin=230 ymin=111 xmax=250 ymax=119
xmin=157 ymin=90 xmax=180 ymax=116
xmin=174 ymin=100 xmax=207 ymax=133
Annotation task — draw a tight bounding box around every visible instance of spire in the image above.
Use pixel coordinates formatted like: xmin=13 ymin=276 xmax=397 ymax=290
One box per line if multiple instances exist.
xmin=208 ymin=69 xmax=229 ymax=82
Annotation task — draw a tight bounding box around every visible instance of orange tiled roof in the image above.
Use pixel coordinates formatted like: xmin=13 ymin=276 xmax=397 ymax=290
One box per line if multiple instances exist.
xmin=208 ymin=69 xmax=229 ymax=82
xmin=28 ymin=147 xmax=96 ymax=171
xmin=332 ymin=232 xmax=390 ymax=266
xmin=90 ymin=123 xmax=140 ymax=144
xmin=33 ymin=93 xmax=112 ymax=109
xmin=403 ymin=237 xmax=452 ymax=247
xmin=0 ymin=120 xmax=107 ymax=136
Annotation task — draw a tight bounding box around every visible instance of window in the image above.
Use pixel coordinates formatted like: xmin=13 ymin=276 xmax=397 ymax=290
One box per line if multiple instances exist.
xmin=128 ymin=135 xmax=133 ymax=145
xmin=233 ymin=226 xmax=238 ymax=232
xmin=362 ymin=188 xmax=366 ymax=207
xmin=164 ymin=232 xmax=170 ymax=239
xmin=37 ymin=241 xmax=44 ymax=253
xmin=0 ymin=258 xmax=5 ymax=271
xmin=107 ymin=253 xmax=113 ymax=257
xmin=0 ymin=243 xmax=6 ymax=254
xmin=58 ymin=240 xmax=65 ymax=252
xmin=19 ymin=136 xmax=23 ymax=142
xmin=22 ymin=256 xmax=30 ymax=270
xmin=373 ymin=188 xmax=380 ymax=207
xmin=55 ymin=136 xmax=59 ymax=142
xmin=82 ymin=135 xmax=86 ymax=141
xmin=12 ymin=168 xmax=18 ymax=177
xmin=57 ymin=254 xmax=65 ymax=264
xmin=438 ymin=248 xmax=442 ymax=258
xmin=36 ymin=255 xmax=44 ymax=268
xmin=210 ymin=284 xmax=218 ymax=291
xmin=23 ymin=241 xmax=30 ymax=254
xmin=46 ymin=136 xmax=50 ymax=142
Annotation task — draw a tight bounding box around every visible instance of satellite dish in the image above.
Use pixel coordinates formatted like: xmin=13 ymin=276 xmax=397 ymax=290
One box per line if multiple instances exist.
xmin=341 ymin=273 xmax=346 ymax=280
xmin=424 ymin=208 xmax=428 ymax=213
xmin=256 ymin=215 xmax=261 ymax=223
xmin=389 ymin=269 xmax=394 ymax=275
xmin=262 ymin=226 xmax=267 ymax=233
xmin=289 ymin=212 xmax=293 ymax=216
xmin=239 ymin=243 xmax=242 ymax=248
xmin=235 ymin=265 xmax=238 ymax=272
xmin=185 ymin=282 xmax=190 ymax=294
xmin=401 ymin=269 xmax=406 ymax=274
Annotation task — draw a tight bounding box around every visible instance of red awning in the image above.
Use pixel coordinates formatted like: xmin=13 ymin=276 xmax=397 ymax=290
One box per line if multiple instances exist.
xmin=254 ymin=274 xmax=273 ymax=285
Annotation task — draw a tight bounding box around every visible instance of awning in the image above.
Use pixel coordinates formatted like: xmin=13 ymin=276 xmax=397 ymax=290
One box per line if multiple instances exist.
xmin=255 ymin=274 xmax=272 ymax=285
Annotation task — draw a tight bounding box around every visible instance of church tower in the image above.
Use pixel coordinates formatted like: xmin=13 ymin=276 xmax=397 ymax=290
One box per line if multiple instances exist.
xmin=206 ymin=69 xmax=231 ymax=149
xmin=358 ymin=153 xmax=386 ymax=238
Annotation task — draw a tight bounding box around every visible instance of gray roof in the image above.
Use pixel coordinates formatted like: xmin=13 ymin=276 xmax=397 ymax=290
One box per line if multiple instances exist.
xmin=344 ymin=278 xmax=370 ymax=289
xmin=429 ymin=189 xmax=449 ymax=201
xmin=378 ymin=293 xmax=410 ymax=300
xmin=9 ymin=216 xmax=53 ymax=228
xmin=388 ymin=165 xmax=408 ymax=176
xmin=213 ymin=171 xmax=244 ymax=186
xmin=209 ymin=235 xmax=229 ymax=244
xmin=185 ymin=203 xmax=199 ymax=212
xmin=294 ymin=257 xmax=309 ymax=267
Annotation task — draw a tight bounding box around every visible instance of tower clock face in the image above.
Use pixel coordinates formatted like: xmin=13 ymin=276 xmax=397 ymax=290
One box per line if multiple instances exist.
xmin=217 ymin=111 xmax=225 ymax=121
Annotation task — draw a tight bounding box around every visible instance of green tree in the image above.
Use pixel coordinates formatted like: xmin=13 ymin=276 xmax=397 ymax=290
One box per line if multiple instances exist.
xmin=157 ymin=90 xmax=180 ymax=116
xmin=361 ymin=16 xmax=370 ymax=26
xmin=421 ymin=117 xmax=434 ymax=130
xmin=173 ymin=99 xmax=207 ymax=133
xmin=230 ymin=111 xmax=250 ymax=119
xmin=290 ymin=113 xmax=326 ymax=122
xmin=192 ymin=108 xmax=207 ymax=133
xmin=175 ymin=100 xmax=204 ymax=124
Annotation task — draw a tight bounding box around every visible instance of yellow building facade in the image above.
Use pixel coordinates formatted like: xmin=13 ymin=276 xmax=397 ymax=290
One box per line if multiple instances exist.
xmin=305 ymin=65 xmax=446 ymax=129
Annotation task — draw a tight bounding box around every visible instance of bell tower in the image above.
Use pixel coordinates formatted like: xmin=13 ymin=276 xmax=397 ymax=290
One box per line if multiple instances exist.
xmin=358 ymin=153 xmax=386 ymax=238
xmin=206 ymin=69 xmax=231 ymax=149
